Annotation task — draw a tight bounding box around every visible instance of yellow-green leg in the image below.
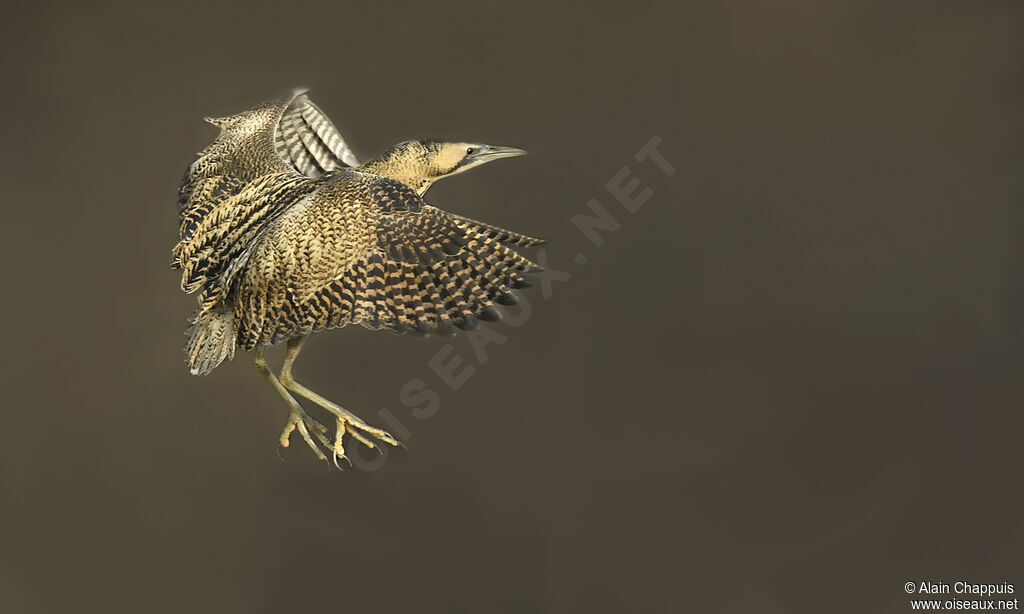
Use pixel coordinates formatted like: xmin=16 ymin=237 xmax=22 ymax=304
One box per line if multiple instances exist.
xmin=253 ymin=345 xmax=331 ymax=460
xmin=279 ymin=336 xmax=401 ymax=463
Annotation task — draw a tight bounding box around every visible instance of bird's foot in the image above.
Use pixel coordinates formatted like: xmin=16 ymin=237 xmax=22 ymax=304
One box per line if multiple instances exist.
xmin=279 ymin=405 xmax=400 ymax=466
xmin=281 ymin=378 xmax=402 ymax=460
xmin=342 ymin=416 xmax=400 ymax=449
xmin=323 ymin=415 xmax=400 ymax=468
xmin=279 ymin=406 xmax=331 ymax=461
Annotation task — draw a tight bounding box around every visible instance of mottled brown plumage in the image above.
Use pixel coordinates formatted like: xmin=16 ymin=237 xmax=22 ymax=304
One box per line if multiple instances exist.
xmin=171 ymin=89 xmax=543 ymax=464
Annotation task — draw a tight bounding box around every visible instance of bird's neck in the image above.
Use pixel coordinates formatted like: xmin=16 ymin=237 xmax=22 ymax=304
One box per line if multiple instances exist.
xmin=357 ymin=156 xmax=434 ymax=195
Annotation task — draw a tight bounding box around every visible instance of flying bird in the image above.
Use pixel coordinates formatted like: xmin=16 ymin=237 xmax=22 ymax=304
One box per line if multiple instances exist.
xmin=172 ymin=89 xmax=543 ymax=465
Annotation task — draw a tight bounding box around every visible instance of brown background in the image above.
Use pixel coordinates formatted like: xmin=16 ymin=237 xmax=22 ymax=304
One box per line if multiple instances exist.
xmin=1 ymin=1 xmax=1022 ymax=612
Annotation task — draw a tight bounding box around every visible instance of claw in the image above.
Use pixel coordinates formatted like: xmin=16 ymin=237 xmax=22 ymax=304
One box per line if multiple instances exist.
xmin=331 ymin=451 xmax=346 ymax=471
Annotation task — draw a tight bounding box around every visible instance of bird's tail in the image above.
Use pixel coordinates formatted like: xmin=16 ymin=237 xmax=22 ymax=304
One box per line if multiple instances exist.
xmin=184 ymin=304 xmax=237 ymax=375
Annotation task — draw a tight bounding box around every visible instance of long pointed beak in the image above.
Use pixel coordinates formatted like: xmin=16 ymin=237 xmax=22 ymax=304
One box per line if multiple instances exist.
xmin=468 ymin=145 xmax=528 ymax=163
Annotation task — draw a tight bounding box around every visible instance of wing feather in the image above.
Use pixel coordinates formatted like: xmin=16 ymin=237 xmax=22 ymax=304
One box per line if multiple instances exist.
xmin=300 ymin=99 xmax=360 ymax=168
xmin=232 ymin=174 xmax=540 ymax=348
xmin=446 ymin=211 xmax=546 ymax=247
xmin=275 ymin=93 xmax=360 ymax=176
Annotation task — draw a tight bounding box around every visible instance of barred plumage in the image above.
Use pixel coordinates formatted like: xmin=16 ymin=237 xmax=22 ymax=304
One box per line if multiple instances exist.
xmin=171 ymin=88 xmax=543 ymax=464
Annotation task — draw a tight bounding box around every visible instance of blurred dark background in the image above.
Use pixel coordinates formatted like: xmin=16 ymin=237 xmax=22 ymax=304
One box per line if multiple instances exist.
xmin=1 ymin=1 xmax=1022 ymax=612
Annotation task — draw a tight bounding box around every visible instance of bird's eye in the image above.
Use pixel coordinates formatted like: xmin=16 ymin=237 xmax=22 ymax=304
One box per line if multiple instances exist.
xmin=466 ymin=147 xmax=476 ymax=155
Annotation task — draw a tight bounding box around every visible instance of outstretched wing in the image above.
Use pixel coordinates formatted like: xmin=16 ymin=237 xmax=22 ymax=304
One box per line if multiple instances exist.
xmin=233 ymin=173 xmax=542 ymax=349
xmin=446 ymin=212 xmax=546 ymax=247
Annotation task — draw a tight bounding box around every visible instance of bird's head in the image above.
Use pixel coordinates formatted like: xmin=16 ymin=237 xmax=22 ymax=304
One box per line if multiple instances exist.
xmin=361 ymin=140 xmax=527 ymax=195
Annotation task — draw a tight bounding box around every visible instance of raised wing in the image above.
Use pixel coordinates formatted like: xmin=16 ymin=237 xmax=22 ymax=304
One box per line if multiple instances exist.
xmin=179 ymin=90 xmax=303 ymax=218
xmin=174 ymin=90 xmax=361 ymax=305
xmin=275 ymin=92 xmax=360 ymax=176
xmin=232 ymin=174 xmax=542 ymax=349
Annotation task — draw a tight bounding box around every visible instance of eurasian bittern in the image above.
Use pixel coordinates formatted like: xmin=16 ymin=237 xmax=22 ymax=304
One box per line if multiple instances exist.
xmin=172 ymin=89 xmax=543 ymax=465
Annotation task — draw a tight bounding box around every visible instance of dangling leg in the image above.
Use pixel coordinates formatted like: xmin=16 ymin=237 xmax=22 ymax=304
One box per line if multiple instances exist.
xmin=253 ymin=345 xmax=331 ymax=460
xmin=279 ymin=336 xmax=400 ymax=462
